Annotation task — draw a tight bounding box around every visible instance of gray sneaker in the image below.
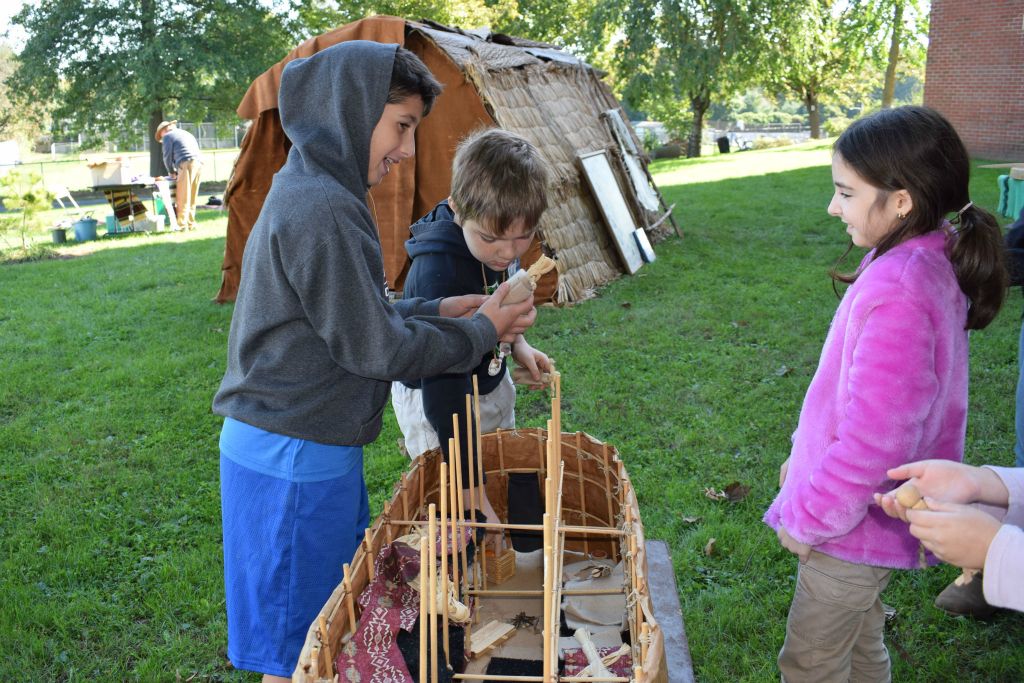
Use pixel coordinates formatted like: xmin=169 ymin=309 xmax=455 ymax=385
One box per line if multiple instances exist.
xmin=934 ymin=570 xmax=997 ymax=618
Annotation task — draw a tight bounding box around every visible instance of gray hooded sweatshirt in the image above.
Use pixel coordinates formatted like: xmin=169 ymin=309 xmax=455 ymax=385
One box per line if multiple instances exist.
xmin=213 ymin=41 xmax=497 ymax=445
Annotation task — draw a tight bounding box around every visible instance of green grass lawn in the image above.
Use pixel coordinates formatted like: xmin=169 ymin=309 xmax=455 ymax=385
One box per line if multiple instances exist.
xmin=2 ymin=140 xmax=1022 ymax=681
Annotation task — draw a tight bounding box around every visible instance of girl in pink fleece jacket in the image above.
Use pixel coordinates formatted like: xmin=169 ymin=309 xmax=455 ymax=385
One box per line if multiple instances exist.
xmin=877 ymin=460 xmax=1024 ymax=613
xmin=764 ymin=106 xmax=1007 ymax=682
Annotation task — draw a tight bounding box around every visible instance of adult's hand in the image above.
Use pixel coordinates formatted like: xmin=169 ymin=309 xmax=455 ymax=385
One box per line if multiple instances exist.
xmin=906 ymin=501 xmax=1001 ymax=570
xmin=478 ymin=281 xmax=536 ymax=340
xmin=439 ymin=294 xmax=487 ymax=318
xmin=874 ymin=460 xmax=1007 ymax=522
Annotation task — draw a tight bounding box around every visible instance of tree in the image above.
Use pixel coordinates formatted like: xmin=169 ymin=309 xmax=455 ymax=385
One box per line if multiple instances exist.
xmin=293 ymin=0 xmax=518 ymax=40
xmin=9 ymin=1 xmax=293 ymax=174
xmin=613 ymin=0 xmax=763 ymax=157
xmin=0 ymin=43 xmax=48 ymax=145
xmin=763 ymin=0 xmax=879 ymax=138
xmin=877 ymin=0 xmax=927 ymax=109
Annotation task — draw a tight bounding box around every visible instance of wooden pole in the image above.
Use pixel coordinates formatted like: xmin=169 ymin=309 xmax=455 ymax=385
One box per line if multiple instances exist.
xmin=428 ymin=504 xmax=438 ymax=683
xmin=439 ymin=462 xmax=451 ymax=666
xmin=575 ymin=432 xmax=589 ymax=555
xmin=450 ymin=421 xmax=465 ymax=597
xmin=464 ymin=393 xmax=478 ymax=594
xmin=626 ymin=504 xmax=640 ymax=634
xmin=383 ymin=501 xmax=394 ymax=545
xmin=640 ymin=621 xmax=650 ymax=668
xmin=342 ymin=563 xmax=357 ymax=636
xmin=542 ymin=512 xmax=553 ymax=683
xmin=472 ymin=374 xmax=488 ymax=592
xmin=318 ymin=615 xmax=333 ymax=673
xmin=601 ymin=442 xmax=615 ymax=562
xmin=419 ymin=536 xmax=428 ymax=683
xmin=363 ymin=527 xmax=375 ymax=581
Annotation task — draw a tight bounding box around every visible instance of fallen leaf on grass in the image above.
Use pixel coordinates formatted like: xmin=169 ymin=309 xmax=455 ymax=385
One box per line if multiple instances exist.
xmin=704 ymin=487 xmax=726 ymax=501
xmin=723 ymin=481 xmax=752 ymax=502
xmin=704 ymin=538 xmax=716 ymax=557
xmin=621 ymin=301 xmax=632 ymax=309
xmin=775 ymin=365 xmax=792 ymax=377
xmin=681 ymin=515 xmax=701 ymax=526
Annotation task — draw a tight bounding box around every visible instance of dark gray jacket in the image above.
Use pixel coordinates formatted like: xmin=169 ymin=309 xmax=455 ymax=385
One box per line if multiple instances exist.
xmin=160 ymin=128 xmax=200 ymax=174
xmin=213 ymin=41 xmax=497 ymax=445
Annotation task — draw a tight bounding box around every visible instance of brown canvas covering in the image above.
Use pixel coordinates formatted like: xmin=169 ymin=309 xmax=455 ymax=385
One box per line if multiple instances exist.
xmin=217 ymin=16 xmax=665 ymax=305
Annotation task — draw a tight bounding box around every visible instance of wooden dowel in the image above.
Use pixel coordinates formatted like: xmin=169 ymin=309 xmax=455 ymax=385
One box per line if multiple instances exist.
xmin=473 ymin=374 xmax=488 ymax=592
xmin=383 ymin=501 xmax=394 ymax=545
xmin=342 ymin=563 xmax=357 ymax=636
xmin=626 ymin=504 xmax=639 ymax=633
xmin=439 ymin=462 xmax=450 ymax=666
xmin=363 ymin=527 xmax=375 ymax=581
xmin=428 ymin=504 xmax=438 ymax=683
xmin=420 ymin=536 xmax=428 ymax=683
xmin=601 ymin=442 xmax=615 ymax=562
xmin=542 ymin=512 xmax=552 ymax=683
xmin=448 ymin=426 xmax=463 ymax=599
xmin=467 ymin=587 xmax=625 ymax=597
xmin=464 ymin=393 xmax=477 ymax=595
xmin=452 ymin=413 xmax=468 ymax=597
xmin=318 ymin=615 xmax=332 ymax=673
xmin=310 ymin=645 xmax=320 ymax=681
xmin=384 ymin=519 xmax=627 ymax=536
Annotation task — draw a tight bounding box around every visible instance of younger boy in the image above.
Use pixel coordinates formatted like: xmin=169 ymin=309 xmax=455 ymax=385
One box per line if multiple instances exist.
xmin=392 ymin=128 xmax=553 ymax=527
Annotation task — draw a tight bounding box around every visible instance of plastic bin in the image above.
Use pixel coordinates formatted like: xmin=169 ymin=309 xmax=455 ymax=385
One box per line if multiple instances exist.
xmin=717 ymin=136 xmax=730 ymax=154
xmin=73 ymin=217 xmax=98 ymax=242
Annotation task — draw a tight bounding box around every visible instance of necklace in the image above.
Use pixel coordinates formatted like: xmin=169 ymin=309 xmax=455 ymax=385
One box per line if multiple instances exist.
xmin=482 ymin=263 xmax=507 ymax=376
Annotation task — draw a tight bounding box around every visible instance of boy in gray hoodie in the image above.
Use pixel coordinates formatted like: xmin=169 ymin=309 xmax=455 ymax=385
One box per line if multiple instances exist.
xmin=212 ymin=42 xmax=535 ymax=681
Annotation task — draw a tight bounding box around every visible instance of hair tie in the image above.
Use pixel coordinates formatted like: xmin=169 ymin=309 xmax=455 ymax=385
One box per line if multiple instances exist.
xmin=957 ymin=201 xmax=973 ymax=218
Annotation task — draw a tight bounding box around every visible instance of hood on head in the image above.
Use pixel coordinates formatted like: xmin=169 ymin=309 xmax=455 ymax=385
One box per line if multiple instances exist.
xmin=278 ymin=40 xmax=398 ymax=198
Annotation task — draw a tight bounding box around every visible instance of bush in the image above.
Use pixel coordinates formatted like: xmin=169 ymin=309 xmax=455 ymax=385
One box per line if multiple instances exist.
xmin=823 ymin=116 xmax=851 ymax=137
xmin=751 ymin=135 xmax=794 ymax=150
xmin=0 ymin=171 xmax=54 ymax=250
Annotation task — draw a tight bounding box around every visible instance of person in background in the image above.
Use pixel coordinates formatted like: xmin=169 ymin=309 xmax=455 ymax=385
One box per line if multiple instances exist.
xmin=155 ymin=120 xmax=203 ymax=230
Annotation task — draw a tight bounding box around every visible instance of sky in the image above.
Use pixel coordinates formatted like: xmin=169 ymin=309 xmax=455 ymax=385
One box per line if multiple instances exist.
xmin=0 ymin=1 xmax=28 ymax=50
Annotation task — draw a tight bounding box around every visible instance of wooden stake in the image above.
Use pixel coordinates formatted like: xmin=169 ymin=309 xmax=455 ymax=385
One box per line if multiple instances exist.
xmin=439 ymin=461 xmax=451 ymax=666
xmin=342 ymin=563 xmax=357 ymax=636
xmin=450 ymin=422 xmax=464 ymax=597
xmin=419 ymin=536 xmax=428 ymax=683
xmin=542 ymin=512 xmax=552 ymax=683
xmin=464 ymin=393 xmax=478 ymax=594
xmin=428 ymin=503 xmax=439 ymax=683
xmin=383 ymin=501 xmax=394 ymax=545
xmin=473 ymin=374 xmax=488 ymax=593
xmin=318 ymin=615 xmax=333 ymax=673
xmin=363 ymin=527 xmax=375 ymax=581
xmin=626 ymin=504 xmax=640 ymax=633
xmin=310 ymin=645 xmax=319 ymax=681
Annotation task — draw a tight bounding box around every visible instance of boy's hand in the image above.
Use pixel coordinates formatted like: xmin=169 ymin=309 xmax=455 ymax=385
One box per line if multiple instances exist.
xmin=439 ymin=294 xmax=487 ymax=318
xmin=478 ymin=281 xmax=536 ymax=339
xmin=511 ymin=335 xmax=552 ymax=387
xmin=906 ymin=501 xmax=1000 ymax=570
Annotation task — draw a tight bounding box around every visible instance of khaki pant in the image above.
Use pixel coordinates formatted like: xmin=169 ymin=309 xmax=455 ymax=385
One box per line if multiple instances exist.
xmin=391 ymin=371 xmax=516 ymax=458
xmin=779 ymin=551 xmax=893 ymax=683
xmin=175 ymin=158 xmax=203 ymax=230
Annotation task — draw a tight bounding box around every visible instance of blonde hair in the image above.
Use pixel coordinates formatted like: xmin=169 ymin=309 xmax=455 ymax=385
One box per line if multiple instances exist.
xmin=450 ymin=128 xmax=549 ymax=235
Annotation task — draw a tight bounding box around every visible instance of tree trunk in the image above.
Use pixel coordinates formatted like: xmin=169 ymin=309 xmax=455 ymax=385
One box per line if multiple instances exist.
xmin=149 ymin=109 xmax=165 ymax=176
xmin=881 ymin=1 xmax=903 ymax=109
xmin=687 ymin=94 xmax=709 ymax=158
xmin=804 ymin=91 xmax=822 ymax=139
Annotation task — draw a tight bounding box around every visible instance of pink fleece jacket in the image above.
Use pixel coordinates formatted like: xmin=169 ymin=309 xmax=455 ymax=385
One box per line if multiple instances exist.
xmin=765 ymin=230 xmax=969 ymax=569
xmin=982 ymin=466 xmax=1024 ymax=611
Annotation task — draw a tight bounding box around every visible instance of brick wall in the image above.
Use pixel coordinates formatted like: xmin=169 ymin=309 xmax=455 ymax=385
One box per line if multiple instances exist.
xmin=924 ymin=0 xmax=1024 ymax=160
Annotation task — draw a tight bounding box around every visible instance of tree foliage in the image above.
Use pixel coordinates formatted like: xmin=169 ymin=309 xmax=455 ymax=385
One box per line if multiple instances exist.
xmin=612 ymin=0 xmax=765 ymax=156
xmin=9 ymin=0 xmax=294 ymax=173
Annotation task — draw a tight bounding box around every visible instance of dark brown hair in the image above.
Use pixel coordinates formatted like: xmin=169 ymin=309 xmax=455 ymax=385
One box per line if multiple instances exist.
xmin=450 ymin=128 xmax=550 ymax=235
xmin=386 ymin=47 xmax=443 ymax=116
xmin=830 ymin=106 xmax=1006 ymax=330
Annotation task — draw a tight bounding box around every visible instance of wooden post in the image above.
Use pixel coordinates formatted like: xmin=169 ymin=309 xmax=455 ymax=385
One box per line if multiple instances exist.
xmin=363 ymin=527 xmax=375 ymax=581
xmin=428 ymin=504 xmax=439 ymax=683
xmin=450 ymin=420 xmax=465 ymax=596
xmin=464 ymin=393 xmax=479 ymax=595
xmin=602 ymin=442 xmax=615 ymax=562
xmin=542 ymin=512 xmax=553 ymax=683
xmin=439 ymin=462 xmax=451 ymax=666
xmin=342 ymin=563 xmax=357 ymax=636
xmin=318 ymin=615 xmax=333 ymax=671
xmin=626 ymin=504 xmax=640 ymax=634
xmin=473 ymin=374 xmax=488 ymax=592
xmin=640 ymin=621 xmax=650 ymax=668
xmin=420 ymin=536 xmax=428 ymax=683
xmin=383 ymin=501 xmax=394 ymax=545
xmin=575 ymin=432 xmax=589 ymax=555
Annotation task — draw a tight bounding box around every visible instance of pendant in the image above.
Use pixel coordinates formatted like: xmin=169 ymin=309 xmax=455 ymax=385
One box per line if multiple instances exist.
xmin=488 ymin=357 xmax=502 ymax=376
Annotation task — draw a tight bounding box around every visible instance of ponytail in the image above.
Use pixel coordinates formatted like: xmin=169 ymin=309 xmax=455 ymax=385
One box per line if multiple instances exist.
xmin=948 ymin=204 xmax=1007 ymax=330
